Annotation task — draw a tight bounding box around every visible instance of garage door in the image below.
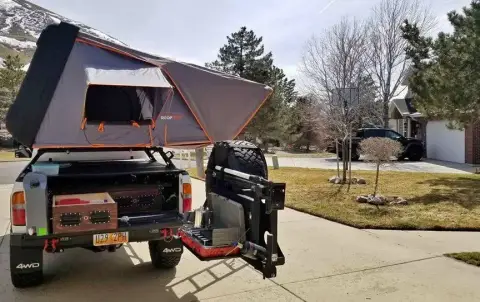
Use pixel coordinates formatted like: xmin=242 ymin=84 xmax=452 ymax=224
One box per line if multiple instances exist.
xmin=426 ymin=120 xmax=465 ymax=163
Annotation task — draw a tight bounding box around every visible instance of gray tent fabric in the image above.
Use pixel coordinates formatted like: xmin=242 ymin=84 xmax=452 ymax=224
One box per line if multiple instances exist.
xmin=151 ymin=90 xmax=209 ymax=146
xmin=34 ymin=42 xmax=163 ymax=147
xmin=161 ymin=62 xmax=272 ymax=142
xmin=6 ymin=22 xmax=273 ymax=149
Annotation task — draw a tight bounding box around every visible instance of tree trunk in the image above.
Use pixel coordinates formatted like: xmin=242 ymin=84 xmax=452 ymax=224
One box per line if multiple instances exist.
xmin=342 ymin=141 xmax=347 ymax=183
xmin=374 ymin=162 xmax=380 ymax=196
xmin=336 ymin=139 xmax=340 ymax=178
xmin=195 ymin=148 xmax=205 ymax=179
xmin=383 ymin=95 xmax=389 ymax=128
xmin=347 ymin=134 xmax=352 ymax=191
xmin=305 ymin=143 xmax=310 ymax=153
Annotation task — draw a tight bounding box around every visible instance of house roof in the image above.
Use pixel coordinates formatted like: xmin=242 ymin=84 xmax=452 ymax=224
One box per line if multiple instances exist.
xmin=389 ymin=98 xmax=421 ymax=119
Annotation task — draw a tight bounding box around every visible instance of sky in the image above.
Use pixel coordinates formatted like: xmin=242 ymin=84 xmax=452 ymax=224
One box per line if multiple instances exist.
xmin=31 ymin=0 xmax=471 ymax=91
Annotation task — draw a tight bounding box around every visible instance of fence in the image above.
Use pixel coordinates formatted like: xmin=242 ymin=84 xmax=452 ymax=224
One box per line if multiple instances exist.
xmin=171 ymin=146 xmax=213 ymax=169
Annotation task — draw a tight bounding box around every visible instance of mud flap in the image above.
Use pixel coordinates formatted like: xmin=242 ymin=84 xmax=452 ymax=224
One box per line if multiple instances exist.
xmin=150 ymin=237 xmax=183 ymax=256
xmin=10 ymin=240 xmax=43 ymax=276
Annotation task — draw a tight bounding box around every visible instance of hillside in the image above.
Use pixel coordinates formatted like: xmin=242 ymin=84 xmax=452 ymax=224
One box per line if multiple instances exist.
xmin=0 ymin=0 xmax=126 ymax=66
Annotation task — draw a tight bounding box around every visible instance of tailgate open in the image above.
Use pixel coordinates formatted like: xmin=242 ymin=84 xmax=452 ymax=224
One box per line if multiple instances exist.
xmin=179 ymin=166 xmax=285 ymax=279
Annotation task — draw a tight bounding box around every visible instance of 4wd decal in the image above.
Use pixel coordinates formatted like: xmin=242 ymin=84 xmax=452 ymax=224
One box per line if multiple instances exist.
xmin=16 ymin=263 xmax=40 ymax=270
xmin=162 ymin=247 xmax=181 ymax=253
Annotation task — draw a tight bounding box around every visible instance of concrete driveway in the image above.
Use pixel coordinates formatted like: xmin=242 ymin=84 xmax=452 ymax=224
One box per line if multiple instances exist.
xmin=0 ymin=179 xmax=480 ymax=301
xmin=263 ymin=157 xmax=476 ymax=174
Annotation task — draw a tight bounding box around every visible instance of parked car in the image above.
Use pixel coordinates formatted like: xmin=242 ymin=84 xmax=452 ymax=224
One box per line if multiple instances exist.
xmin=326 ymin=128 xmax=424 ymax=161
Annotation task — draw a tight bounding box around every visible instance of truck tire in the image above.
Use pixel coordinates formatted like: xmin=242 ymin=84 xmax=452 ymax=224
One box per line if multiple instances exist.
xmin=11 ymin=271 xmax=43 ymax=288
xmin=205 ymin=140 xmax=268 ymax=208
xmin=407 ymin=146 xmax=423 ymax=161
xmin=148 ymin=241 xmax=182 ymax=269
xmin=206 ymin=140 xmax=268 ymax=183
xmin=351 ymin=153 xmax=360 ymax=161
xmin=337 ymin=152 xmax=359 ymax=161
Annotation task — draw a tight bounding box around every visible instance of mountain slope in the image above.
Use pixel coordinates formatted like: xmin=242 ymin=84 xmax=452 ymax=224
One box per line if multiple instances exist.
xmin=0 ymin=0 xmax=126 ymax=65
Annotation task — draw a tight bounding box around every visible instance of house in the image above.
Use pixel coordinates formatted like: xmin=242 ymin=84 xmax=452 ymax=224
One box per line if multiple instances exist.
xmin=388 ymin=76 xmax=480 ymax=164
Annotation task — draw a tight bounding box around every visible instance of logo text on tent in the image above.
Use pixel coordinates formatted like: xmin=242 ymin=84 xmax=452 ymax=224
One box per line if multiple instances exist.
xmin=159 ymin=114 xmax=183 ymax=120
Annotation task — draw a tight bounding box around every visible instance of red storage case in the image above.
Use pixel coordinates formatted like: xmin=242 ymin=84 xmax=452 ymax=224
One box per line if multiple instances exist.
xmin=52 ymin=193 xmax=117 ymax=234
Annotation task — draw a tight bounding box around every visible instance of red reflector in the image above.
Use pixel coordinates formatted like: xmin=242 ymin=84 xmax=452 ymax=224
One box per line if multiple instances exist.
xmin=12 ymin=208 xmax=26 ymax=226
xmin=56 ymin=198 xmax=90 ymax=205
xmin=183 ymin=198 xmax=192 ymax=212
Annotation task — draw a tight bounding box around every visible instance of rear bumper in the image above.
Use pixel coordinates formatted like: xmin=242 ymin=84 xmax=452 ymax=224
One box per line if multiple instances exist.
xmin=11 ymin=215 xmax=184 ymax=249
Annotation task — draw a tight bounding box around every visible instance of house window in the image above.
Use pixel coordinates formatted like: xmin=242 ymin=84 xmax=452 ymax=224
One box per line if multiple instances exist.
xmin=385 ymin=130 xmax=403 ymax=141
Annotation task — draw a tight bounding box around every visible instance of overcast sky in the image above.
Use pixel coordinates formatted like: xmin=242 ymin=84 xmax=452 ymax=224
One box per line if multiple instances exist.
xmin=31 ymin=0 xmax=471 ymax=89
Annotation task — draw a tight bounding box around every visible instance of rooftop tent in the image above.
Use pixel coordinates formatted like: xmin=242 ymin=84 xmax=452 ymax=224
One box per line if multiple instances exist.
xmin=6 ymin=22 xmax=273 ymax=149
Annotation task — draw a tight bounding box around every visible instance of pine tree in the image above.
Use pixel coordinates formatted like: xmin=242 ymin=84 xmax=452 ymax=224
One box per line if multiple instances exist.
xmin=290 ymin=95 xmax=318 ymax=152
xmin=206 ymin=27 xmax=297 ymax=151
xmin=401 ymin=1 xmax=480 ymax=127
xmin=0 ymin=55 xmax=25 ymax=124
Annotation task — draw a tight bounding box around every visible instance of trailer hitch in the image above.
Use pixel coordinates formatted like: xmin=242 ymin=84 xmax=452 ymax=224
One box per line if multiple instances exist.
xmin=44 ymin=238 xmax=62 ymax=253
xmin=209 ymin=165 xmax=286 ymax=279
xmin=239 ymin=233 xmax=279 ymax=279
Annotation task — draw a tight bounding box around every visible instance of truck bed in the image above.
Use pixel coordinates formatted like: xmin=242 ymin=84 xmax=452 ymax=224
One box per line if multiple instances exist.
xmin=37 ymin=160 xmax=186 ymax=237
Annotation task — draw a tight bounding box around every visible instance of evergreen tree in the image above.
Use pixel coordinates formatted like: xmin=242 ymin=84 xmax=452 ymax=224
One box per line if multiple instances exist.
xmin=290 ymin=95 xmax=318 ymax=152
xmin=0 ymin=55 xmax=25 ymax=124
xmin=401 ymin=1 xmax=480 ymax=127
xmin=206 ymin=26 xmax=273 ymax=83
xmin=206 ymin=27 xmax=297 ymax=151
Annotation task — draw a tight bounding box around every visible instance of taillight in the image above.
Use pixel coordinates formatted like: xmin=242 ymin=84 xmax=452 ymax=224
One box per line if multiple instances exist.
xmin=11 ymin=191 xmax=26 ymax=226
xmin=182 ymin=182 xmax=192 ymax=212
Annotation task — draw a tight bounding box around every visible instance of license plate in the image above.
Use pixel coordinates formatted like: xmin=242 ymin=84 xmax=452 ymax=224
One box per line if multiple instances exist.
xmin=93 ymin=232 xmax=129 ymax=246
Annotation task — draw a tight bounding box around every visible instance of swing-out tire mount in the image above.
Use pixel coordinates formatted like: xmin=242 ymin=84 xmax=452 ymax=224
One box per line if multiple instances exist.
xmin=205 ymin=140 xmax=286 ymax=279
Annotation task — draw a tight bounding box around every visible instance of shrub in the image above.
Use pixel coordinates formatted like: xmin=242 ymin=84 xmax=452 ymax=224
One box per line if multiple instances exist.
xmin=359 ymin=137 xmax=402 ymax=196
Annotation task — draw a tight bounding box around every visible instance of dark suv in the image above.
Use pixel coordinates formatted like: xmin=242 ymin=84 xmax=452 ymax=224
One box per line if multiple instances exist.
xmin=326 ymin=128 xmax=425 ymax=161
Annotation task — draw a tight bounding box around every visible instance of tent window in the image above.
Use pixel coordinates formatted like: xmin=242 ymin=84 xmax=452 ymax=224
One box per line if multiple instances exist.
xmin=84 ymin=85 xmax=156 ymax=123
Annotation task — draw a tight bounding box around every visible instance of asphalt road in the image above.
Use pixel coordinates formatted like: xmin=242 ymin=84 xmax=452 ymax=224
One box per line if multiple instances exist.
xmin=0 ymin=161 xmax=27 ymax=184
xmin=0 ymin=179 xmax=479 ymax=301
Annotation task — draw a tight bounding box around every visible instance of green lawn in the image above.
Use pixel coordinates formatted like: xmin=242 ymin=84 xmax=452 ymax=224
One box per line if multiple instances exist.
xmin=186 ymin=167 xmax=480 ymax=230
xmin=445 ymin=252 xmax=480 ymax=267
xmin=0 ymin=151 xmax=16 ymax=161
xmin=0 ymin=150 xmax=29 ymax=161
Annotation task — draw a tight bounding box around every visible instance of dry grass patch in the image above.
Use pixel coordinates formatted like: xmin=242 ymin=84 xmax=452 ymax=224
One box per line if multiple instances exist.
xmin=445 ymin=252 xmax=480 ymax=267
xmin=187 ymin=167 xmax=480 ymax=230
xmin=0 ymin=150 xmax=26 ymax=161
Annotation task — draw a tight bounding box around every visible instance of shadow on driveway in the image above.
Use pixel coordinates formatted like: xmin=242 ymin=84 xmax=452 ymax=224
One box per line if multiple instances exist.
xmin=0 ymin=234 xmax=249 ymax=301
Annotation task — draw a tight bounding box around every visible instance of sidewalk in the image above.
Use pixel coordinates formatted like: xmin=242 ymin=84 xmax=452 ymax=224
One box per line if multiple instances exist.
xmin=173 ymin=156 xmax=476 ymax=174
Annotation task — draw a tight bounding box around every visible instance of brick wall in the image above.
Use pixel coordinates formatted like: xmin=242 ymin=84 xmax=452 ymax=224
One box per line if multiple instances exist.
xmin=465 ymin=122 xmax=480 ymax=164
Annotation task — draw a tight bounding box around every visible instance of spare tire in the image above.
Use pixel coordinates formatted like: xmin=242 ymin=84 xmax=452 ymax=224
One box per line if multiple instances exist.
xmin=205 ymin=140 xmax=268 ymax=194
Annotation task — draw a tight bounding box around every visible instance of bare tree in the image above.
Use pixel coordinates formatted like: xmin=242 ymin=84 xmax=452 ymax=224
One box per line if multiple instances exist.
xmin=300 ymin=17 xmax=381 ymax=182
xmin=367 ymin=0 xmax=436 ymax=128
xmin=359 ymin=137 xmax=403 ymax=196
